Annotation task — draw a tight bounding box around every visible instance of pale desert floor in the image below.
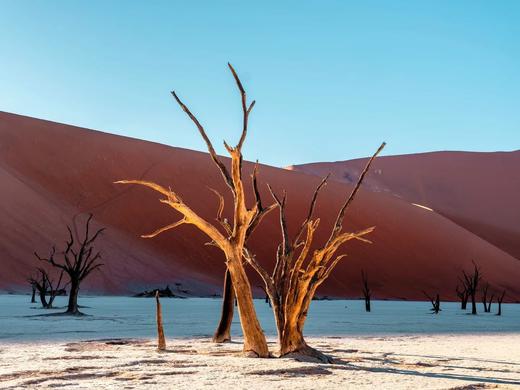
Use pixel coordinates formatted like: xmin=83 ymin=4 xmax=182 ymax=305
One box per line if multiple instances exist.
xmin=1 ymin=334 xmax=519 ymax=389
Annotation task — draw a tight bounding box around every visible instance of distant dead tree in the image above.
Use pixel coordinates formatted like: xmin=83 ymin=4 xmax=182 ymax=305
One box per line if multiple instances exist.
xmin=455 ymin=283 xmax=469 ymax=310
xmin=361 ymin=270 xmax=371 ymax=312
xmin=423 ymin=291 xmax=441 ymax=314
xmin=461 ymin=262 xmax=481 ymax=315
xmin=258 ymin=285 xmax=271 ymax=307
xmin=30 ymin=283 xmax=36 ymax=303
xmin=28 ymin=268 xmax=65 ymax=309
xmin=481 ymin=283 xmax=495 ymax=313
xmin=155 ymin=290 xmax=166 ymax=351
xmin=497 ymin=290 xmax=506 ymax=316
xmin=116 ymin=64 xmax=275 ymax=357
xmin=35 ymin=214 xmax=104 ymax=315
xmin=244 ymin=143 xmax=385 ymax=362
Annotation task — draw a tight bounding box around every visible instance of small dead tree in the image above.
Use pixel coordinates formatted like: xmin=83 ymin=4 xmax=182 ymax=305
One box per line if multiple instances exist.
xmin=28 ymin=268 xmax=65 ymax=309
xmin=497 ymin=290 xmax=506 ymax=316
xmin=244 ymin=142 xmax=385 ymax=362
xmin=30 ymin=283 xmax=36 ymax=303
xmin=155 ymin=290 xmax=166 ymax=351
xmin=455 ymin=283 xmax=469 ymax=310
xmin=361 ymin=270 xmax=371 ymax=312
xmin=423 ymin=291 xmax=441 ymax=314
xmin=116 ymin=64 xmax=275 ymax=357
xmin=35 ymin=214 xmax=104 ymax=315
xmin=481 ymin=283 xmax=490 ymax=312
xmin=461 ymin=262 xmax=481 ymax=315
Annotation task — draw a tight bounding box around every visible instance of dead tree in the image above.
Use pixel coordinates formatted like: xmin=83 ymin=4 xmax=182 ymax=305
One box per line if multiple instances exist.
xmin=361 ymin=270 xmax=371 ymax=312
xmin=212 ymin=269 xmax=235 ymax=343
xmin=257 ymin=285 xmax=272 ymax=307
xmin=423 ymin=291 xmax=441 ymax=314
xmin=497 ymin=290 xmax=506 ymax=316
xmin=30 ymin=284 xmax=36 ymax=303
xmin=155 ymin=290 xmax=166 ymax=351
xmin=481 ymin=283 xmax=490 ymax=312
xmin=28 ymin=268 xmax=65 ymax=309
xmin=455 ymin=283 xmax=469 ymax=310
xmin=487 ymin=293 xmax=494 ymax=313
xmin=461 ymin=262 xmax=481 ymax=315
xmin=244 ymin=142 xmax=385 ymax=362
xmin=35 ymin=214 xmax=104 ymax=315
xmin=116 ymin=64 xmax=275 ymax=357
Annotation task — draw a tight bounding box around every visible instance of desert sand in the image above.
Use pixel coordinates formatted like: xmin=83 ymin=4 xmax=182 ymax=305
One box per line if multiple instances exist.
xmin=290 ymin=149 xmax=520 ymax=260
xmin=1 ymin=111 xmax=519 ymax=300
xmin=1 ymin=335 xmax=519 ymax=389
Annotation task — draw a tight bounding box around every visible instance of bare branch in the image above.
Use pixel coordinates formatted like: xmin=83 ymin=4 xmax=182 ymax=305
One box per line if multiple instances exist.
xmin=142 ymin=219 xmax=188 ymax=238
xmin=327 ymin=142 xmax=385 ymax=245
xmin=170 ymin=91 xmax=235 ymax=192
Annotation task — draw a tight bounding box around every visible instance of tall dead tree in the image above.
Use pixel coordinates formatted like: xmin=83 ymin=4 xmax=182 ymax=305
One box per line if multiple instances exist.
xmin=28 ymin=268 xmax=65 ymax=309
xmin=116 ymin=64 xmax=275 ymax=358
xmin=35 ymin=214 xmax=104 ymax=315
xmin=497 ymin=290 xmax=506 ymax=316
xmin=244 ymin=143 xmax=385 ymax=362
xmin=423 ymin=291 xmax=441 ymax=314
xmin=461 ymin=262 xmax=481 ymax=315
xmin=361 ymin=270 xmax=371 ymax=312
xmin=212 ymin=269 xmax=235 ymax=343
xmin=155 ymin=290 xmax=166 ymax=351
xmin=455 ymin=283 xmax=469 ymax=310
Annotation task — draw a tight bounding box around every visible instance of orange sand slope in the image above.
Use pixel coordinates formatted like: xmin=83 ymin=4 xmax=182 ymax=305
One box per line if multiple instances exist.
xmin=1 ymin=111 xmax=519 ymax=300
xmin=289 ymin=149 xmax=520 ymax=261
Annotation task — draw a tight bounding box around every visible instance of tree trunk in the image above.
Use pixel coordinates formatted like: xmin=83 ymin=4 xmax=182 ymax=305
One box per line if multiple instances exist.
xmin=31 ymin=287 xmax=36 ymax=303
xmin=66 ymin=281 xmax=81 ymax=315
xmin=365 ymin=298 xmax=371 ymax=312
xmin=227 ymin=258 xmax=269 ymax=358
xmin=39 ymin=290 xmax=49 ymax=308
xmin=461 ymin=297 xmax=467 ymax=310
xmin=497 ymin=302 xmax=502 ymax=316
xmin=155 ymin=291 xmax=166 ymax=351
xmin=470 ymin=294 xmax=477 ymax=315
xmin=213 ymin=268 xmax=235 ymax=343
xmin=279 ymin=318 xmax=333 ymax=363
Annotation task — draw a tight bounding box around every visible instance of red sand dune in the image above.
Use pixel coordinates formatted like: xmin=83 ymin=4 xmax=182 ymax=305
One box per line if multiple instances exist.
xmin=1 ymin=111 xmax=519 ymax=301
xmin=289 ymin=150 xmax=520 ymax=261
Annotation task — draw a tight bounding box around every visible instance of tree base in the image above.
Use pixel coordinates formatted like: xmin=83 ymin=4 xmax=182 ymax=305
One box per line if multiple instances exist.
xmin=281 ymin=343 xmax=334 ymax=364
xmin=212 ymin=335 xmax=231 ymax=343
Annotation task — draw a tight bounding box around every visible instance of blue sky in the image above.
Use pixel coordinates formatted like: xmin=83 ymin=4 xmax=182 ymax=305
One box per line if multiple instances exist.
xmin=1 ymin=1 xmax=519 ymax=166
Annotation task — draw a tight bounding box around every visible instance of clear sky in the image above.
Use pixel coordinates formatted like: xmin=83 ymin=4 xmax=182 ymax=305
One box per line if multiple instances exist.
xmin=1 ymin=1 xmax=519 ymax=166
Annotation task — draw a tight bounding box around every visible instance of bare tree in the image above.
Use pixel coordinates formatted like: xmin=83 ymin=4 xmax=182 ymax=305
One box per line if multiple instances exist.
xmin=35 ymin=214 xmax=104 ymax=315
xmin=361 ymin=270 xmax=371 ymax=312
xmin=455 ymin=283 xmax=468 ymax=310
xmin=212 ymin=269 xmax=235 ymax=343
xmin=244 ymin=143 xmax=385 ymax=362
xmin=116 ymin=64 xmax=275 ymax=357
xmin=487 ymin=293 xmax=494 ymax=313
xmin=461 ymin=262 xmax=481 ymax=315
xmin=155 ymin=290 xmax=166 ymax=351
xmin=28 ymin=268 xmax=65 ymax=309
xmin=481 ymin=283 xmax=490 ymax=312
xmin=497 ymin=290 xmax=506 ymax=316
xmin=423 ymin=291 xmax=441 ymax=314
xmin=30 ymin=283 xmax=36 ymax=303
